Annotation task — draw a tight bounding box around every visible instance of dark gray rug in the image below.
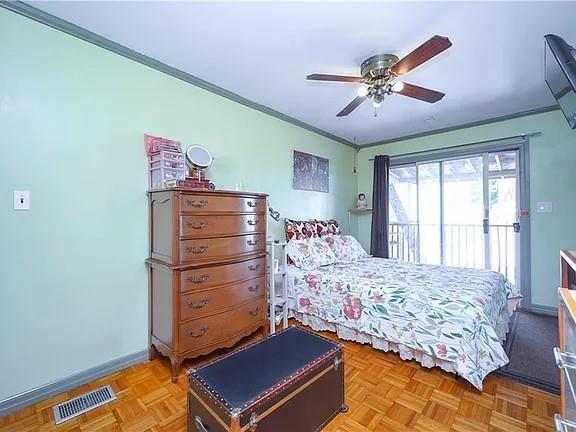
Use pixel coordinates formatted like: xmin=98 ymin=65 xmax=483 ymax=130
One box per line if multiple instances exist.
xmin=497 ymin=310 xmax=560 ymax=394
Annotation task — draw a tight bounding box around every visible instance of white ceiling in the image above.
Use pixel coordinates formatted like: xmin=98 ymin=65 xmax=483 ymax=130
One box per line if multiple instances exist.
xmin=29 ymin=1 xmax=576 ymax=145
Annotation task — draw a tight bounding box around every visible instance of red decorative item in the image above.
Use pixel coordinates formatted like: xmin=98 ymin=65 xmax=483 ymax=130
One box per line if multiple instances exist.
xmin=285 ymin=218 xmax=340 ymax=241
xmin=315 ymin=219 xmax=341 ymax=236
xmin=146 ymin=134 xmax=187 ymax=190
xmin=285 ymin=218 xmax=320 ymax=241
xmin=145 ymin=134 xmax=182 ymax=156
xmin=165 ymin=178 xmax=215 ymax=189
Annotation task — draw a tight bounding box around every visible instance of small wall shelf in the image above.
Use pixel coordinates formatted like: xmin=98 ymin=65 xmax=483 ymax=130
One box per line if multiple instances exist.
xmin=349 ymin=208 xmax=372 ymax=214
xmin=348 ymin=208 xmax=372 ymax=231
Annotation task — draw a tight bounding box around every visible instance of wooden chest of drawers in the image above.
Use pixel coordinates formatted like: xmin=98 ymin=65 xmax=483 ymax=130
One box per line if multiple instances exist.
xmin=147 ymin=189 xmax=268 ymax=382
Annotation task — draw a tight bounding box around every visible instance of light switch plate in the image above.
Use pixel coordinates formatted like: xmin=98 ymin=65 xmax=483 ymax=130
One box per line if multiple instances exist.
xmin=536 ymin=201 xmax=552 ymax=213
xmin=13 ymin=191 xmax=30 ymax=210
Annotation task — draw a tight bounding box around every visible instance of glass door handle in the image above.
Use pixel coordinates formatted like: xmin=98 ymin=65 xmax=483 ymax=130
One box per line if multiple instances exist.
xmin=554 ymin=413 xmax=576 ymax=431
xmin=513 ymin=222 xmax=520 ymax=233
xmin=482 ymin=219 xmax=489 ymax=235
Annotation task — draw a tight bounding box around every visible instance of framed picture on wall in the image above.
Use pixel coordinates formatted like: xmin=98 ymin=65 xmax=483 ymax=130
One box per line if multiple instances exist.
xmin=293 ymin=150 xmax=329 ymax=193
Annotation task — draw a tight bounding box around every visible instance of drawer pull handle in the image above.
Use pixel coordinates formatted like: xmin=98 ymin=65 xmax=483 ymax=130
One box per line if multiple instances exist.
xmin=187 ymin=326 xmax=209 ymax=337
xmin=186 ymin=274 xmax=209 ymax=284
xmin=247 ymin=200 xmax=260 ymax=208
xmin=187 ymin=221 xmax=209 ymax=229
xmin=188 ymin=299 xmax=209 ymax=309
xmin=247 ymin=239 xmax=260 ymax=246
xmin=247 ymin=220 xmax=259 ymax=226
xmin=186 ymin=245 xmax=208 ymax=254
xmin=195 ymin=416 xmax=208 ymax=432
xmin=249 ymin=307 xmax=260 ymax=316
xmin=248 ymin=285 xmax=259 ymax=292
xmin=186 ymin=199 xmax=208 ymax=208
xmin=248 ymin=264 xmax=260 ymax=271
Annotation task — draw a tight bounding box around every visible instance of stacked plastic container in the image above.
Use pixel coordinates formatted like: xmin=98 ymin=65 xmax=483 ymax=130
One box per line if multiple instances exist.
xmin=145 ymin=135 xmax=187 ymax=190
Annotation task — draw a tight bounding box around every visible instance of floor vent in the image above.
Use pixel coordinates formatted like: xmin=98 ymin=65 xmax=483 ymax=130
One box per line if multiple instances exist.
xmin=52 ymin=385 xmax=116 ymax=424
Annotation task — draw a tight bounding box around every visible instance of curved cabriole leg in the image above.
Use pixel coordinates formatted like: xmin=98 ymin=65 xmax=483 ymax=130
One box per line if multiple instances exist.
xmin=170 ymin=357 xmax=181 ymax=383
xmin=261 ymin=324 xmax=270 ymax=338
xmin=148 ymin=344 xmax=158 ymax=361
xmin=340 ymin=404 xmax=349 ymax=413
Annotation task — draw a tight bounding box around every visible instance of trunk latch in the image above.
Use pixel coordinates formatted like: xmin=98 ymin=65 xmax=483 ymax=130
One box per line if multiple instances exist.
xmin=249 ymin=412 xmax=258 ymax=431
xmin=334 ymin=356 xmax=343 ymax=371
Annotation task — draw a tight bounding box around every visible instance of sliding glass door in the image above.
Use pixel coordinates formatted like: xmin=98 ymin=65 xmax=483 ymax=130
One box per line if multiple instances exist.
xmin=487 ymin=151 xmax=519 ymax=285
xmin=417 ymin=162 xmax=441 ymax=265
xmin=442 ymin=156 xmax=485 ymax=269
xmin=389 ymin=150 xmax=520 ymax=285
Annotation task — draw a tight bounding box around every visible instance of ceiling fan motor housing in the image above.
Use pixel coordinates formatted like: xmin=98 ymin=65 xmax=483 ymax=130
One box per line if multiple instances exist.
xmin=360 ymin=54 xmax=399 ymax=80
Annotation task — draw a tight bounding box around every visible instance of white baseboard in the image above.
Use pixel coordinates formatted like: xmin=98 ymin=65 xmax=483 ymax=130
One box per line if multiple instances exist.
xmin=0 ymin=349 xmax=148 ymax=417
xmin=522 ymin=304 xmax=558 ymax=316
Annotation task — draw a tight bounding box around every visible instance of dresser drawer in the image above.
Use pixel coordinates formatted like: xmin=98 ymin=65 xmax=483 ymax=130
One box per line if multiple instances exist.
xmin=180 ymin=276 xmax=265 ymax=321
xmin=180 ymin=257 xmax=265 ymax=292
xmin=179 ymin=234 xmax=265 ymax=264
xmin=180 ymin=194 xmax=266 ymax=214
xmin=180 ymin=214 xmax=265 ymax=238
xmin=180 ymin=298 xmax=266 ymax=352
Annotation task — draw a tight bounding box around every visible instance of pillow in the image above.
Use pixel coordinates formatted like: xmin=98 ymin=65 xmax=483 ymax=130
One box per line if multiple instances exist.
xmin=325 ymin=235 xmax=368 ymax=263
xmin=286 ymin=238 xmax=337 ymax=270
xmin=285 ymin=218 xmax=319 ymax=241
xmin=314 ymin=219 xmax=341 ymax=236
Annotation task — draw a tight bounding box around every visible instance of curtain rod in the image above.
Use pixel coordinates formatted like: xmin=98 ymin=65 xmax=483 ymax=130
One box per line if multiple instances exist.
xmin=367 ymin=132 xmax=541 ymax=161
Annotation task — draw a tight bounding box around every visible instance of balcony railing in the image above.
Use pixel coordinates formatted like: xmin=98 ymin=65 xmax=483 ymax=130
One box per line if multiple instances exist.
xmin=389 ymin=222 xmax=516 ymax=283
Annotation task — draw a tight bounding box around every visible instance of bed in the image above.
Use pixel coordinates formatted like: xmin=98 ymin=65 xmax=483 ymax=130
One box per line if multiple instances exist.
xmin=283 ymin=219 xmax=521 ymax=390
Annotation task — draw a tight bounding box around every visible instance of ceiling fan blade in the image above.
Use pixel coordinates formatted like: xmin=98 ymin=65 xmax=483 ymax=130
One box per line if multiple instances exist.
xmin=390 ymin=36 xmax=452 ymax=76
xmin=307 ymin=73 xmax=364 ymax=83
xmin=394 ymin=83 xmax=445 ymax=103
xmin=336 ymin=96 xmax=367 ymax=117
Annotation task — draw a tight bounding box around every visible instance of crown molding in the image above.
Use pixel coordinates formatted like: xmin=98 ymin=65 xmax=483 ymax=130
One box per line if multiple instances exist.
xmin=359 ymin=105 xmax=559 ymax=149
xmin=0 ymin=1 xmax=357 ymax=149
xmin=2 ymin=2 xmax=562 ymax=152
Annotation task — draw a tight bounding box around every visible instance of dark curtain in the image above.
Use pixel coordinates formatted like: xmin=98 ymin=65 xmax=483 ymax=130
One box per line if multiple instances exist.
xmin=370 ymin=155 xmax=390 ymax=258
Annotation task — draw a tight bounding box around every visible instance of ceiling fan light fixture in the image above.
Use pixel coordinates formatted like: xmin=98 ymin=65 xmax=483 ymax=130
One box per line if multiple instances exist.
xmin=357 ymin=85 xmax=369 ymax=97
xmin=306 ymin=35 xmax=452 ymax=117
xmin=392 ymin=81 xmax=405 ymax=92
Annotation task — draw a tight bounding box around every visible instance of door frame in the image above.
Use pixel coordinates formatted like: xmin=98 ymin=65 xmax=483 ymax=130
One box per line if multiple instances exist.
xmin=390 ymin=137 xmax=532 ymax=307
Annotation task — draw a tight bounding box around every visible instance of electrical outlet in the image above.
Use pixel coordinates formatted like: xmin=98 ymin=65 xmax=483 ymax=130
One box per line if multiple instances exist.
xmin=536 ymin=201 xmax=552 ymax=213
xmin=13 ymin=191 xmax=30 ymax=210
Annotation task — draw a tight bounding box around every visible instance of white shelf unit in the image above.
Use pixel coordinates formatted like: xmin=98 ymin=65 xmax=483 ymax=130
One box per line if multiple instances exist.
xmin=348 ymin=207 xmax=372 ymax=232
xmin=266 ymin=239 xmax=289 ymax=334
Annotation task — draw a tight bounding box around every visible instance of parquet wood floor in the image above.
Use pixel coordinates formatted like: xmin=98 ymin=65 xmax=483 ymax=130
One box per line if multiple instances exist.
xmin=0 ymin=324 xmax=560 ymax=431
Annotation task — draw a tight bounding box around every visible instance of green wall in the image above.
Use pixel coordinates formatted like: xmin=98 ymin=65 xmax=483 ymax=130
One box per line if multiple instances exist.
xmin=3 ymin=4 xmax=576 ymax=406
xmin=0 ymin=9 xmax=356 ymax=401
xmin=357 ymin=110 xmax=576 ymax=309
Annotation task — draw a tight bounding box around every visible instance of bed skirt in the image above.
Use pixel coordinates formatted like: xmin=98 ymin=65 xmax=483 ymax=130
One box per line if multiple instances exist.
xmin=291 ymin=297 xmax=522 ymax=380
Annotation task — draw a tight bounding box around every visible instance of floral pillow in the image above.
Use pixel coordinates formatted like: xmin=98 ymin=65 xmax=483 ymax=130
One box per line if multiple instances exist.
xmin=286 ymin=238 xmax=337 ymax=270
xmin=324 ymin=235 xmax=368 ymax=262
xmin=285 ymin=218 xmax=318 ymax=241
xmin=314 ymin=219 xmax=341 ymax=236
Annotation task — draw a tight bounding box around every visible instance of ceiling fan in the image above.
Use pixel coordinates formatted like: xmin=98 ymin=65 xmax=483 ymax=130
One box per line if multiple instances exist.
xmin=306 ymin=35 xmax=452 ymax=117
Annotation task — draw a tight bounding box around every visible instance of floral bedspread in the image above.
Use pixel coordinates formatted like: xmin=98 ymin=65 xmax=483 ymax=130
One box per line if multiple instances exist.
xmin=288 ymin=257 xmax=521 ymax=389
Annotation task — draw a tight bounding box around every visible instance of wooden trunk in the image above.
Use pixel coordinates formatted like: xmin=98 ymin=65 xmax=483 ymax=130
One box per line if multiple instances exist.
xmin=147 ymin=189 xmax=268 ymax=382
xmin=187 ymin=327 xmax=346 ymax=432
